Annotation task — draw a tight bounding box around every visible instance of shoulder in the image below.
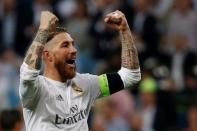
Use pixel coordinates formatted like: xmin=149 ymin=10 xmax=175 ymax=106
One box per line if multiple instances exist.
xmin=73 ymin=73 xmax=98 ymax=80
xmin=72 ymin=73 xmax=98 ymax=86
xmin=34 ymin=75 xmax=48 ymax=88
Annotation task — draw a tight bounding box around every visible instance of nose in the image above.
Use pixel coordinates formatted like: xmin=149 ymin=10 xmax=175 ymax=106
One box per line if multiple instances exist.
xmin=70 ymin=45 xmax=77 ymax=55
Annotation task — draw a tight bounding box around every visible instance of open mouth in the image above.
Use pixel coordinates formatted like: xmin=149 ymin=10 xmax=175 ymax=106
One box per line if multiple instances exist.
xmin=66 ymin=59 xmax=75 ymax=66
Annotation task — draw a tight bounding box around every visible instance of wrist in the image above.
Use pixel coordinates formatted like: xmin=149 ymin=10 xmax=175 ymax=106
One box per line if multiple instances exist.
xmin=38 ymin=26 xmax=49 ymax=31
xmin=39 ymin=24 xmax=50 ymax=30
xmin=120 ymin=24 xmax=130 ymax=32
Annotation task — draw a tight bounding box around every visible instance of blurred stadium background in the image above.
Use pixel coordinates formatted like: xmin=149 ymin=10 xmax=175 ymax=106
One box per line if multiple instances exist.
xmin=0 ymin=0 xmax=197 ymax=131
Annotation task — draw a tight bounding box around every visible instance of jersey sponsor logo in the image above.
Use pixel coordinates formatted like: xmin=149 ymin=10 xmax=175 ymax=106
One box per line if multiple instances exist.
xmin=55 ymin=105 xmax=87 ymax=125
xmin=71 ymin=82 xmax=83 ymax=93
xmin=56 ymin=94 xmax=64 ymax=101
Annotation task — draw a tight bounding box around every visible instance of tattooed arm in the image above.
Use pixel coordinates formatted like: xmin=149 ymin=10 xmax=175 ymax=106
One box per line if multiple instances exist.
xmin=24 ymin=30 xmax=48 ymax=69
xmin=120 ymin=26 xmax=139 ymax=69
xmin=102 ymin=10 xmax=140 ymax=91
xmin=104 ymin=10 xmax=139 ymax=69
xmin=24 ymin=11 xmax=58 ymax=69
xmin=19 ymin=11 xmax=58 ymax=109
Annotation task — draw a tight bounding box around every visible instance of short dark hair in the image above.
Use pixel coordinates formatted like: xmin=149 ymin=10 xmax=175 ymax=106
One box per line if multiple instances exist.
xmin=47 ymin=27 xmax=67 ymax=42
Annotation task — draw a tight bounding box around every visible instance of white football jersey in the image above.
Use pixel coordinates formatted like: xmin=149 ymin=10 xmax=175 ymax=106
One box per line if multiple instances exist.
xmin=19 ymin=63 xmax=102 ymax=131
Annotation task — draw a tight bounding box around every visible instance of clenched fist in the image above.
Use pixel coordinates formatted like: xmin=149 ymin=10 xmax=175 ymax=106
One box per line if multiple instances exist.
xmin=39 ymin=11 xmax=59 ymax=31
xmin=104 ymin=10 xmax=128 ymax=31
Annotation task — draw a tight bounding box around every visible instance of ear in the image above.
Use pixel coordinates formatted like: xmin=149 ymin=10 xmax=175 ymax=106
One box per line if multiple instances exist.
xmin=43 ymin=51 xmax=53 ymax=62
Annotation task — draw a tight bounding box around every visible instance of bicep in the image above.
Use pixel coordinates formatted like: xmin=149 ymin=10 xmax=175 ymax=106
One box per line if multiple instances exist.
xmin=98 ymin=73 xmax=124 ymax=97
xmin=88 ymin=67 xmax=141 ymax=99
xmin=88 ymin=73 xmax=124 ymax=99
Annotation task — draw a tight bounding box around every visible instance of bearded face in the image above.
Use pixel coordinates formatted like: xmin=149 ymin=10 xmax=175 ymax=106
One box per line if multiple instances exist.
xmin=53 ymin=47 xmax=77 ymax=79
xmin=44 ymin=32 xmax=77 ymax=80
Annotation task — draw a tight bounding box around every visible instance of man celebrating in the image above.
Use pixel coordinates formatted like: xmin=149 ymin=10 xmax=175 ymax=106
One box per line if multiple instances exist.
xmin=19 ymin=11 xmax=141 ymax=131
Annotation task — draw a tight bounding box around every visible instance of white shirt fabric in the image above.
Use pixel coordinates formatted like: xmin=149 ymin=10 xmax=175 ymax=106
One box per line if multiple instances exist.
xmin=19 ymin=63 xmax=101 ymax=131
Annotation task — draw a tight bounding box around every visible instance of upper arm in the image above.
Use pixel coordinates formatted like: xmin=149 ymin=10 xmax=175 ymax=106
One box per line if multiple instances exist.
xmin=98 ymin=73 xmax=124 ymax=97
xmin=87 ymin=67 xmax=141 ymax=99
xmin=19 ymin=63 xmax=41 ymax=109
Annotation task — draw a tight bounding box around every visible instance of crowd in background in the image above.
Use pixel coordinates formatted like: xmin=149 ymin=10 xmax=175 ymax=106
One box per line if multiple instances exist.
xmin=0 ymin=0 xmax=197 ymax=131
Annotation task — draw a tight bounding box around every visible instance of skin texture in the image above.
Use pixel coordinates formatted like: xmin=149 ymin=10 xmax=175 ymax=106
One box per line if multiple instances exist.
xmin=104 ymin=10 xmax=140 ymax=69
xmin=24 ymin=11 xmax=58 ymax=70
xmin=43 ymin=32 xmax=77 ymax=82
xmin=24 ymin=10 xmax=139 ymax=83
xmin=24 ymin=11 xmax=77 ymax=82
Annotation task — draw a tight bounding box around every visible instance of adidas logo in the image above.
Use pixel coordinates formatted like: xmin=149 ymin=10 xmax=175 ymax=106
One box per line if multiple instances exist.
xmin=56 ymin=94 xmax=64 ymax=101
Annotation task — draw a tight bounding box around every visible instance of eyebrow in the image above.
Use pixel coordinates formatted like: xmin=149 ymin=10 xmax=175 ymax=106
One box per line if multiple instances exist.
xmin=60 ymin=40 xmax=75 ymax=45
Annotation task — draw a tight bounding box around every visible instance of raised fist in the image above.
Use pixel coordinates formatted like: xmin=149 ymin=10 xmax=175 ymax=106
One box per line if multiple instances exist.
xmin=104 ymin=10 xmax=128 ymax=31
xmin=39 ymin=11 xmax=59 ymax=31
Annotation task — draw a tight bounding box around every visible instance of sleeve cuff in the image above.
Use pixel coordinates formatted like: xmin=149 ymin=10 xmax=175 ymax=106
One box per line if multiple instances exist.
xmin=118 ymin=67 xmax=141 ymax=88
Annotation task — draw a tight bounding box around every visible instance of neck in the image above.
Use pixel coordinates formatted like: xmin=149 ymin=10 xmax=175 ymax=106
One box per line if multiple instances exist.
xmin=43 ymin=65 xmax=67 ymax=83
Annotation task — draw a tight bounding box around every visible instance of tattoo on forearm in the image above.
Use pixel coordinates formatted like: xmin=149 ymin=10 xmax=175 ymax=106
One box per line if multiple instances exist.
xmin=24 ymin=30 xmax=49 ymax=69
xmin=35 ymin=46 xmax=44 ymax=68
xmin=34 ymin=29 xmax=49 ymax=44
xmin=24 ymin=44 xmax=44 ymax=69
xmin=120 ymin=28 xmax=139 ymax=69
xmin=25 ymin=54 xmax=32 ymax=64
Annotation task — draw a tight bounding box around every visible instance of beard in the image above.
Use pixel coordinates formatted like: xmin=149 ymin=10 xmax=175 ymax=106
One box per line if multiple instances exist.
xmin=65 ymin=66 xmax=76 ymax=79
xmin=54 ymin=60 xmax=76 ymax=80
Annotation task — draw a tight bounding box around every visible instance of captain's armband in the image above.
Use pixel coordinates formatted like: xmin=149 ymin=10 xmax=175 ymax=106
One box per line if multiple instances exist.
xmin=98 ymin=73 xmax=124 ymax=97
